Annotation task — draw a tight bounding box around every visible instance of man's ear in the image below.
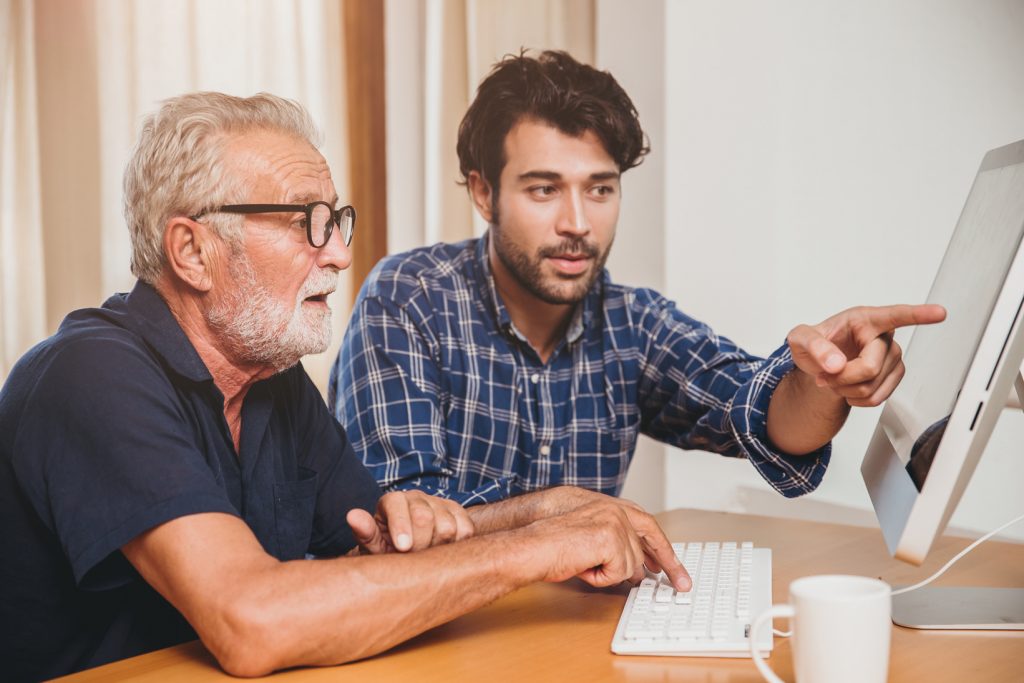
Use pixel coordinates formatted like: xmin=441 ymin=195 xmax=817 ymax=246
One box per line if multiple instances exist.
xmin=467 ymin=171 xmax=495 ymax=223
xmin=163 ymin=217 xmax=216 ymax=292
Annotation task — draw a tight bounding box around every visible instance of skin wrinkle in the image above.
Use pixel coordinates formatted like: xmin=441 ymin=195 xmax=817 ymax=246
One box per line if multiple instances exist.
xmin=204 ymin=131 xmax=342 ymax=373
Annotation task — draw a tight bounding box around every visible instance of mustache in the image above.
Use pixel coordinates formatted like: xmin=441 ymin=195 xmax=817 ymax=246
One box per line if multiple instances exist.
xmin=300 ymin=268 xmax=339 ymax=299
xmin=538 ymin=238 xmax=600 ymax=259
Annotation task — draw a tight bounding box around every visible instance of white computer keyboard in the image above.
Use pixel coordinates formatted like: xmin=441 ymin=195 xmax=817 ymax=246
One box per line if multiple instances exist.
xmin=611 ymin=541 xmax=773 ymax=657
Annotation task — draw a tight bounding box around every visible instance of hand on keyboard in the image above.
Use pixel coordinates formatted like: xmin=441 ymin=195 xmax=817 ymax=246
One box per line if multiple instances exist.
xmin=524 ymin=500 xmax=691 ymax=591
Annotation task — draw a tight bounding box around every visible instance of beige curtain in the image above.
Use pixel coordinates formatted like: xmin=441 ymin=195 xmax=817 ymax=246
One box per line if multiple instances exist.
xmin=0 ymin=0 xmax=46 ymax=378
xmin=1 ymin=0 xmax=352 ymax=394
xmin=386 ymin=0 xmax=595 ymax=254
xmin=4 ymin=0 xmax=595 ymax=386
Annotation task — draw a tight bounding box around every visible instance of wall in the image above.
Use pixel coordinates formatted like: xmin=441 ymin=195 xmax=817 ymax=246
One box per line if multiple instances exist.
xmin=655 ymin=0 xmax=1024 ymax=541
xmin=596 ymin=0 xmax=669 ymax=513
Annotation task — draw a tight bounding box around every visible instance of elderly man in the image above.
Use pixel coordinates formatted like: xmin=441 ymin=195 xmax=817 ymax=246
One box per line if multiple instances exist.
xmin=0 ymin=92 xmax=688 ymax=681
xmin=331 ymin=50 xmax=945 ymax=505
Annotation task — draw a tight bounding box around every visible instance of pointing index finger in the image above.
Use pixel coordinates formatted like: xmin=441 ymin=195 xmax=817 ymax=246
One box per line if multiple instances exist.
xmin=861 ymin=304 xmax=947 ymax=334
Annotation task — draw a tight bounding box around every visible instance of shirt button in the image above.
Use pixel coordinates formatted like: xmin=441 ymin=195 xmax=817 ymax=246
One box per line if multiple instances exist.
xmin=540 ymin=445 xmax=551 ymax=456
xmin=531 ymin=373 xmax=540 ymax=384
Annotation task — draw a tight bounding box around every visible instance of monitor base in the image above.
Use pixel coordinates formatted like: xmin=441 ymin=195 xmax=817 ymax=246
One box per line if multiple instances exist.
xmin=892 ymin=587 xmax=1024 ymax=630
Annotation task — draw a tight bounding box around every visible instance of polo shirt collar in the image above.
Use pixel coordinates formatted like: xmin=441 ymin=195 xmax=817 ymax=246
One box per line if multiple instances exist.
xmin=473 ymin=231 xmax=601 ymax=346
xmin=120 ymin=280 xmax=213 ymax=383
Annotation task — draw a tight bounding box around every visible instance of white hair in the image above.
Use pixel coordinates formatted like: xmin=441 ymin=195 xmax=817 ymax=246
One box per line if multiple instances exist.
xmin=123 ymin=92 xmax=323 ymax=283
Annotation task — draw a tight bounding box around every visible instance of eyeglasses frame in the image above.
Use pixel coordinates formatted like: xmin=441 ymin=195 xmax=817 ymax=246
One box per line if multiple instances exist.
xmin=189 ymin=202 xmax=356 ymax=248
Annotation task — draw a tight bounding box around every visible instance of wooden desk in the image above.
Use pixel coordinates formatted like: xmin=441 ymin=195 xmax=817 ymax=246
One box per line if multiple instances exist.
xmin=57 ymin=509 xmax=1024 ymax=682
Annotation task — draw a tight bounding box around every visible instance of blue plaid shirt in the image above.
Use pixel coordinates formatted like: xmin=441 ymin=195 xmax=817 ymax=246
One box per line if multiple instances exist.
xmin=329 ymin=236 xmax=829 ymax=506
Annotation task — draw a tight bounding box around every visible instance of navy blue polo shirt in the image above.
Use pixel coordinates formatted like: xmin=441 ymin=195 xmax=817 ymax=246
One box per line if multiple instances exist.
xmin=0 ymin=281 xmax=382 ymax=681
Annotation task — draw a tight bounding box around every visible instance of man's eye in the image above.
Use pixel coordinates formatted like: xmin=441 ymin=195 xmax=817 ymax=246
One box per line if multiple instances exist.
xmin=591 ymin=185 xmax=615 ymax=197
xmin=530 ymin=185 xmax=557 ymax=197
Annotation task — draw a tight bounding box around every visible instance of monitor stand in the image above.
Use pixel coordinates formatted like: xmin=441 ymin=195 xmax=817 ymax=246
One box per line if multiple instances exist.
xmin=893 ymin=368 xmax=1024 ymax=630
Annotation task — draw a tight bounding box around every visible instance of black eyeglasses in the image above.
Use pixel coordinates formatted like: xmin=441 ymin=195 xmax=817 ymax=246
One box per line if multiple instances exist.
xmin=190 ymin=202 xmax=356 ymax=248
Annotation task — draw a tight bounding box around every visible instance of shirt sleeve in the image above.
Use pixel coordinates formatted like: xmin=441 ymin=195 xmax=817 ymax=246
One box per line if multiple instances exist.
xmin=11 ymin=334 xmax=239 ymax=588
xmin=632 ymin=292 xmax=830 ymax=497
xmin=330 ymin=293 xmax=512 ymax=506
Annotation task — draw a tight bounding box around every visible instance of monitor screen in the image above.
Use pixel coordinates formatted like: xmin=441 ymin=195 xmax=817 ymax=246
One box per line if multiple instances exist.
xmin=862 ymin=138 xmax=1024 ymax=566
xmin=887 ymin=159 xmax=1024 ymax=489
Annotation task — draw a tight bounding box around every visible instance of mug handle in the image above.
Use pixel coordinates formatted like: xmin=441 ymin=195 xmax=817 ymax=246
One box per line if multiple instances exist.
xmin=750 ymin=604 xmax=795 ymax=683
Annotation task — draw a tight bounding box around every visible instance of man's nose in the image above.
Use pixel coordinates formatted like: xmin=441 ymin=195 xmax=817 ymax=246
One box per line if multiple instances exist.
xmin=555 ymin=190 xmax=591 ymax=237
xmin=316 ymin=225 xmax=352 ymax=271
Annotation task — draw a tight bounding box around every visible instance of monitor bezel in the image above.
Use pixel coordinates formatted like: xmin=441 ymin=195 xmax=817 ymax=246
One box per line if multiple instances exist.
xmin=862 ymin=140 xmax=1024 ymax=565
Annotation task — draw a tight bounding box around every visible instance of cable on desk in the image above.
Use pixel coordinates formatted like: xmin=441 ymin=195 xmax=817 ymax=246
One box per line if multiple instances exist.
xmin=890 ymin=510 xmax=1024 ymax=596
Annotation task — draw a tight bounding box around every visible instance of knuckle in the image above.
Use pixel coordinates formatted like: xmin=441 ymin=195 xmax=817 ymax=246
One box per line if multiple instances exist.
xmin=436 ymin=519 xmax=457 ymax=540
xmin=854 ymin=383 xmax=874 ymax=399
xmin=410 ymin=505 xmax=434 ymax=527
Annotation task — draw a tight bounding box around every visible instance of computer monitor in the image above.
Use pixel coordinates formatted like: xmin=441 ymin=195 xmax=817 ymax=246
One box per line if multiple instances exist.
xmin=861 ymin=138 xmax=1024 ymax=630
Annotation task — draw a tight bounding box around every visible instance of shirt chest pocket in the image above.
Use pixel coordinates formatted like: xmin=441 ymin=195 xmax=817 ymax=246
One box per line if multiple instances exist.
xmin=572 ymin=374 xmax=639 ymax=453
xmin=273 ymin=467 xmax=318 ymax=561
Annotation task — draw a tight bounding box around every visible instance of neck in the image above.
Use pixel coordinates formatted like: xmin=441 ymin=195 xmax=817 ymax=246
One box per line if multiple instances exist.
xmin=155 ymin=278 xmax=273 ymax=450
xmin=487 ymin=244 xmax=575 ymax=364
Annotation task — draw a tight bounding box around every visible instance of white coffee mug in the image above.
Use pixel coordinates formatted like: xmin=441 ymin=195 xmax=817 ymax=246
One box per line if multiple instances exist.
xmin=750 ymin=575 xmax=892 ymax=683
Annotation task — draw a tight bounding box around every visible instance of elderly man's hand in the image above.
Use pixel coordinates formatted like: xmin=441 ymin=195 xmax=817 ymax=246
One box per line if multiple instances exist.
xmin=346 ymin=490 xmax=475 ymax=554
xmin=522 ymin=500 xmax=692 ymax=592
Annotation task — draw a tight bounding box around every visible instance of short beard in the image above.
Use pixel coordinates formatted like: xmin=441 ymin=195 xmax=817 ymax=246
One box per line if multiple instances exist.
xmin=490 ymin=222 xmax=611 ymax=305
xmin=206 ymin=249 xmax=336 ymax=373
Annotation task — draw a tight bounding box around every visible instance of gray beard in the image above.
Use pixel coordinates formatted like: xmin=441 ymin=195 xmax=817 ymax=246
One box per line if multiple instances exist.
xmin=206 ymin=255 xmax=335 ymax=373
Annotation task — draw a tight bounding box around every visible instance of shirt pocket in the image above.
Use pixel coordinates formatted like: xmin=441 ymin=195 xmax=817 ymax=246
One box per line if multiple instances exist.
xmin=273 ymin=467 xmax=318 ymax=561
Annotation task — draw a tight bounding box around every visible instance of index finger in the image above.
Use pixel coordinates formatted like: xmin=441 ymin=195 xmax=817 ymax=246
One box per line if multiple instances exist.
xmin=859 ymin=304 xmax=946 ymax=335
xmin=623 ymin=511 xmax=692 ymax=591
xmin=377 ymin=492 xmax=414 ymax=552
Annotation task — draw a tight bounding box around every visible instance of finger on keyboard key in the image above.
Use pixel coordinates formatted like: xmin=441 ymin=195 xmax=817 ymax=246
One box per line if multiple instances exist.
xmin=655 ymin=585 xmax=674 ymax=603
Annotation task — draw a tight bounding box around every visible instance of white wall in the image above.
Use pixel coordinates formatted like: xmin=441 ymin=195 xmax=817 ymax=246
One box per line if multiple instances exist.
xmin=656 ymin=0 xmax=1024 ymax=540
xmin=596 ymin=0 xmax=669 ymax=514
xmin=388 ymin=1 xmax=1024 ymax=542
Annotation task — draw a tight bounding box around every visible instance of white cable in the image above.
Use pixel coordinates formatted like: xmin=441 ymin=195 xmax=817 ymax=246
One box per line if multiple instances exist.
xmin=890 ymin=510 xmax=1024 ymax=596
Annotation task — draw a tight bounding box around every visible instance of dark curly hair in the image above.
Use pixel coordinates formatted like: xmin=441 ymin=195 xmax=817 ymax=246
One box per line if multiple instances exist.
xmin=456 ymin=50 xmax=649 ymax=196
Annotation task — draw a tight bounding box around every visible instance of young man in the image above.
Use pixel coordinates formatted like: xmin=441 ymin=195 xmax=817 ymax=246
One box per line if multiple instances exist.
xmin=330 ymin=50 xmax=944 ymax=506
xmin=0 ymin=92 xmax=688 ymax=681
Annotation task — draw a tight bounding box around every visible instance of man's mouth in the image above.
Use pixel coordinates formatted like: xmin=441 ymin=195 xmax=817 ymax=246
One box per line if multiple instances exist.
xmin=303 ymin=292 xmax=332 ymax=305
xmin=547 ymin=252 xmax=592 ymax=275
